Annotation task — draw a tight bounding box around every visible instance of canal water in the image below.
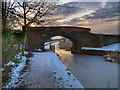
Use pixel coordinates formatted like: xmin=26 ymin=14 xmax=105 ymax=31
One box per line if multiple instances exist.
xmin=50 ymin=42 xmax=118 ymax=88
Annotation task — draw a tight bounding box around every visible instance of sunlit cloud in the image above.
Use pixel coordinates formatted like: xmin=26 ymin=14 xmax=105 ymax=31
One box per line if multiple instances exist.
xmin=58 ymin=10 xmax=95 ymax=22
xmin=57 ymin=10 xmax=95 ymax=23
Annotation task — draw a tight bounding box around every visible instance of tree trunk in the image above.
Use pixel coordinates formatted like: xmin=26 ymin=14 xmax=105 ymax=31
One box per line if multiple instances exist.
xmin=23 ymin=1 xmax=26 ymax=32
xmin=2 ymin=2 xmax=7 ymax=30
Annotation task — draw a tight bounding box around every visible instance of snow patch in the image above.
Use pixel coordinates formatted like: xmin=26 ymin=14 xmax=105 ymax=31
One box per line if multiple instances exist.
xmin=82 ymin=43 xmax=120 ymax=52
xmin=0 ymin=68 xmax=5 ymax=71
xmin=3 ymin=51 xmax=28 ymax=88
xmin=19 ymin=51 xmax=29 ymax=55
xmin=44 ymin=42 xmax=51 ymax=45
xmin=35 ymin=49 xmax=43 ymax=51
xmin=4 ymin=62 xmax=15 ymax=67
xmin=24 ymin=51 xmax=28 ymax=54
xmin=45 ymin=45 xmax=50 ymax=49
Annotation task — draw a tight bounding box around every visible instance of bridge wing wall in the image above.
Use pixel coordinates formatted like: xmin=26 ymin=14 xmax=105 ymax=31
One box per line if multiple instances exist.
xmin=101 ymin=34 xmax=120 ymax=46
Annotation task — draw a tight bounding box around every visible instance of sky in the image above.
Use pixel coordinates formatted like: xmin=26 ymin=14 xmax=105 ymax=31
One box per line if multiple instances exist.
xmin=47 ymin=1 xmax=119 ymax=34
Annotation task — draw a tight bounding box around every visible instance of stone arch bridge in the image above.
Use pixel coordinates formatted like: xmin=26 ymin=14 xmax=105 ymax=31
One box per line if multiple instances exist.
xmin=24 ymin=26 xmax=120 ymax=54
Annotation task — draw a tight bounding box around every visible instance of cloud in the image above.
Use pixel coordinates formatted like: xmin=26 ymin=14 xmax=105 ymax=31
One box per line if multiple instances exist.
xmin=62 ymin=2 xmax=103 ymax=10
xmin=54 ymin=4 xmax=85 ymax=17
xmin=105 ymin=18 xmax=118 ymax=22
xmin=52 ymin=2 xmax=105 ymax=18
xmin=53 ymin=2 xmax=119 ymax=24
xmin=71 ymin=18 xmax=84 ymax=22
xmin=82 ymin=2 xmax=118 ymax=20
xmin=53 ymin=2 xmax=107 ymax=17
xmin=56 ymin=2 xmax=119 ymax=27
xmin=47 ymin=2 xmax=118 ymax=34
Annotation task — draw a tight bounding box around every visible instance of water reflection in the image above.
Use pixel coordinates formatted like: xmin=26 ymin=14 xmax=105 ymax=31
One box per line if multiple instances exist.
xmin=50 ymin=42 xmax=75 ymax=64
xmin=55 ymin=50 xmax=75 ymax=65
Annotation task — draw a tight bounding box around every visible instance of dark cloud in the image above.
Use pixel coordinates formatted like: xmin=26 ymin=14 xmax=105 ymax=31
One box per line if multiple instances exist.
xmin=106 ymin=18 xmax=118 ymax=22
xmin=83 ymin=2 xmax=118 ymax=20
xmin=71 ymin=18 xmax=84 ymax=22
xmin=54 ymin=5 xmax=84 ymax=16
xmin=53 ymin=2 xmax=104 ymax=17
xmin=62 ymin=2 xmax=103 ymax=9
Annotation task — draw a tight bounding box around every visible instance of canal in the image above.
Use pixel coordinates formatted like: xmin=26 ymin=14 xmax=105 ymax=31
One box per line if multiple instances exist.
xmin=50 ymin=42 xmax=118 ymax=88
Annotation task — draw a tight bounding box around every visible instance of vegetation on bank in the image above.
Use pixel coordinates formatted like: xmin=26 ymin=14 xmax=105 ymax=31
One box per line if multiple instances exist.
xmin=2 ymin=28 xmax=23 ymax=65
xmin=3 ymin=28 xmax=15 ymax=64
xmin=2 ymin=28 xmax=25 ymax=84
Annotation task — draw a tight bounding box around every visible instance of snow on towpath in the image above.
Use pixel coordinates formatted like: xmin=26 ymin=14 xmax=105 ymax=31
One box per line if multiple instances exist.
xmin=21 ymin=52 xmax=84 ymax=88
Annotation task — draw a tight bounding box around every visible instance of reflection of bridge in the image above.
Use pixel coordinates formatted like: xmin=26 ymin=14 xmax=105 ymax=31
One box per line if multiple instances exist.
xmin=24 ymin=26 xmax=120 ymax=54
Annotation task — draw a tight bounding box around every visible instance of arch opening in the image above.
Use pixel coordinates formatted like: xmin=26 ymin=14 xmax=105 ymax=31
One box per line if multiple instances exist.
xmin=44 ymin=35 xmax=74 ymax=52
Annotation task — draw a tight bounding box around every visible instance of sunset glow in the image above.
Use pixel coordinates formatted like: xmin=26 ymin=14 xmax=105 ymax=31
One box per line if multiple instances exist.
xmin=50 ymin=2 xmax=119 ymax=34
xmin=57 ymin=10 xmax=95 ymax=23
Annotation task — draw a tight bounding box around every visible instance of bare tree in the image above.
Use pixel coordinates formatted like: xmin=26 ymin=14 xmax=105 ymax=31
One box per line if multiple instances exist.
xmin=5 ymin=1 xmax=59 ymax=31
xmin=2 ymin=0 xmax=19 ymax=30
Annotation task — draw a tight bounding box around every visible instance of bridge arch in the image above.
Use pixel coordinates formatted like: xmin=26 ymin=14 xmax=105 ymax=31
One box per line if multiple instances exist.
xmin=43 ymin=33 xmax=82 ymax=52
xmin=25 ymin=26 xmax=92 ymax=53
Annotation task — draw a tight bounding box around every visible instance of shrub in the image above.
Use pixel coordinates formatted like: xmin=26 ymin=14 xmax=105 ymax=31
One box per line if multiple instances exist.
xmin=2 ymin=28 xmax=15 ymax=64
xmin=103 ymin=51 xmax=120 ymax=63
